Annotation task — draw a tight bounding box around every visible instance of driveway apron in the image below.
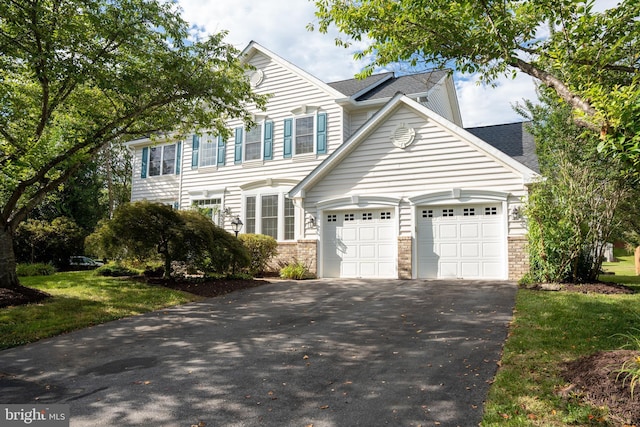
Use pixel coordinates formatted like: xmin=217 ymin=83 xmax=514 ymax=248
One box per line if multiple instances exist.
xmin=0 ymin=279 xmax=516 ymax=427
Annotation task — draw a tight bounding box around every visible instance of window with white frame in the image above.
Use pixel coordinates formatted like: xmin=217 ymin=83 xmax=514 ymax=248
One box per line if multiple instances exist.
xmin=261 ymin=195 xmax=278 ymax=238
xmin=192 ymin=198 xmax=222 ymax=225
xmin=243 ymin=192 xmax=296 ymax=241
xmin=284 ymin=197 xmax=295 ymax=240
xmin=245 ymin=196 xmax=256 ymax=234
xmin=245 ymin=124 xmax=262 ymax=161
xmin=149 ymin=144 xmax=176 ymax=176
xmin=294 ymin=115 xmax=314 ymax=155
xmin=199 ymin=134 xmax=217 ymax=167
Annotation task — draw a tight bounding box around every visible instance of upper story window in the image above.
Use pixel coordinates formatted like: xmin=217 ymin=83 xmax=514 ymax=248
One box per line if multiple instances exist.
xmin=295 ymin=115 xmax=314 ymax=155
xmin=283 ymin=111 xmax=327 ymax=158
xmin=141 ymin=142 xmax=181 ymax=178
xmin=245 ymin=124 xmax=263 ymax=161
xmin=199 ymin=134 xmax=218 ymax=167
xmin=234 ymin=120 xmax=273 ymax=164
xmin=191 ymin=133 xmax=225 ymax=170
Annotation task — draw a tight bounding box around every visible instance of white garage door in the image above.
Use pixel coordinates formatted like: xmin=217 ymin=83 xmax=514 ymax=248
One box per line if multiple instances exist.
xmin=323 ymin=209 xmax=396 ymax=278
xmin=417 ymin=204 xmax=505 ymax=279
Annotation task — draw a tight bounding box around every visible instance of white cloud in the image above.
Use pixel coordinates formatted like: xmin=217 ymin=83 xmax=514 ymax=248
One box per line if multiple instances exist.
xmin=456 ymin=73 xmax=540 ymax=128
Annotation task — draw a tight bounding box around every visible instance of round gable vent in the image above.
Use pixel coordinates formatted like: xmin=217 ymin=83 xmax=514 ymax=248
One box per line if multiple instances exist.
xmin=391 ymin=123 xmax=416 ymax=149
xmin=249 ymin=69 xmax=264 ymax=87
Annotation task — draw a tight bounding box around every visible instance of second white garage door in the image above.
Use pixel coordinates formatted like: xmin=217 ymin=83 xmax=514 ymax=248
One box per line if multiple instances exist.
xmin=323 ymin=209 xmax=396 ymax=278
xmin=417 ymin=204 xmax=505 ymax=279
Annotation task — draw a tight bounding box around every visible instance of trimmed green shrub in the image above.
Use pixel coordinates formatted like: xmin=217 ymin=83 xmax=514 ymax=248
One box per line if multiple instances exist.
xmin=238 ymin=234 xmax=278 ymax=276
xmin=16 ymin=263 xmax=56 ymax=277
xmin=96 ymin=263 xmax=140 ymax=277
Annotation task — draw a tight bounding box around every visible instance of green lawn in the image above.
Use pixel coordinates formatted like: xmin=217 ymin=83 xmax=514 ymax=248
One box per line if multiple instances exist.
xmin=0 ymin=271 xmax=198 ymax=350
xmin=482 ymin=250 xmax=640 ymax=426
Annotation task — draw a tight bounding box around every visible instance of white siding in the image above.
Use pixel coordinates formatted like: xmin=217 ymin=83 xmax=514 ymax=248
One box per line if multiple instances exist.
xmin=421 ymin=82 xmax=459 ymax=125
xmin=131 ymin=50 xmax=344 ymax=240
xmin=304 ymin=105 xmax=529 ymax=236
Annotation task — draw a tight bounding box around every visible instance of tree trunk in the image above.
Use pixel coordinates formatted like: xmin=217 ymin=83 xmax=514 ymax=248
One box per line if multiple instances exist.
xmin=0 ymin=224 xmax=21 ymax=290
xmin=635 ymin=246 xmax=640 ymax=276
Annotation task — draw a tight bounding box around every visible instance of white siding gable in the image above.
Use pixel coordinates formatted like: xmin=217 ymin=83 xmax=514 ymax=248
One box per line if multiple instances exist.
xmin=291 ymin=95 xmax=538 ymax=237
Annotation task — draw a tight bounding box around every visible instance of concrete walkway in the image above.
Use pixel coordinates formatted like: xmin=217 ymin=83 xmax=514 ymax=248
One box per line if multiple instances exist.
xmin=0 ymin=279 xmax=516 ymax=427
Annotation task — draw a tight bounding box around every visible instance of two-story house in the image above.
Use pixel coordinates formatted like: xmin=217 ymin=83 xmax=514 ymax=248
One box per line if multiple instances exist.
xmin=126 ymin=41 xmax=539 ymax=280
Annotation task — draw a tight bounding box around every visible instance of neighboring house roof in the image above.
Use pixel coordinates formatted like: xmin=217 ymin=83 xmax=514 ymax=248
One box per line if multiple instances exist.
xmin=327 ymin=70 xmax=449 ymax=101
xmin=289 ymin=93 xmax=540 ymax=199
xmin=466 ymin=122 xmax=539 ymax=173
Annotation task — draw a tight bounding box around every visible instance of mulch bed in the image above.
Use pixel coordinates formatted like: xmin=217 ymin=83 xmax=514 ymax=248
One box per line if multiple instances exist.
xmin=0 ymin=286 xmax=50 ymax=309
xmin=562 ymin=350 xmax=640 ymax=426
xmin=142 ymin=276 xmax=271 ymax=298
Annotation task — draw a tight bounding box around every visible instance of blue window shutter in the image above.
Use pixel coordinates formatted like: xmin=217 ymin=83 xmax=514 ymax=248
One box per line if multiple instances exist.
xmin=175 ymin=141 xmax=182 ymax=175
xmin=191 ymin=134 xmax=200 ymax=169
xmin=283 ymin=118 xmax=293 ymax=158
xmin=234 ymin=127 xmax=243 ymax=164
xmin=264 ymin=120 xmax=273 ymax=160
xmin=141 ymin=147 xmax=148 ymax=178
xmin=316 ymin=112 xmax=327 ymax=154
xmin=217 ymin=136 xmax=226 ymax=166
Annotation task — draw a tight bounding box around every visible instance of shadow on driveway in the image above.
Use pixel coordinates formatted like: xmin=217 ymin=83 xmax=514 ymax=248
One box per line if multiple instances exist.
xmin=0 ymin=279 xmax=516 ymax=427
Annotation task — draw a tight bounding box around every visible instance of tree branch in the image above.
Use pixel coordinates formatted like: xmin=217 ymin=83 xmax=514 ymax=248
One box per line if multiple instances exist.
xmin=511 ymin=58 xmax=602 ymax=132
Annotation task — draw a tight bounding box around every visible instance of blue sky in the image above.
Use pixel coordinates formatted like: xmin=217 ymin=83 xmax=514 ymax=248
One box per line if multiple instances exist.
xmin=177 ymin=0 xmax=617 ymax=128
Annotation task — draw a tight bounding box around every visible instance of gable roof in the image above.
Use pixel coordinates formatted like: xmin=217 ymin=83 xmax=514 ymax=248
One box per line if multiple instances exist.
xmin=466 ymin=122 xmax=539 ymax=173
xmin=327 ymin=72 xmax=394 ymax=97
xmin=289 ymin=93 xmax=539 ymax=198
xmin=240 ymin=41 xmax=345 ymax=99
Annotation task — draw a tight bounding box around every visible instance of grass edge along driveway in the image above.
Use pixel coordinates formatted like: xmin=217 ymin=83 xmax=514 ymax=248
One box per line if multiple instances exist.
xmin=0 ymin=271 xmax=198 ymax=350
xmin=482 ymin=252 xmax=640 ymax=426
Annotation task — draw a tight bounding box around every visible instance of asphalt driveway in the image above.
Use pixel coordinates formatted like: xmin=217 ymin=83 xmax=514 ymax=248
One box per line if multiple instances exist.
xmin=0 ymin=279 xmax=516 ymax=427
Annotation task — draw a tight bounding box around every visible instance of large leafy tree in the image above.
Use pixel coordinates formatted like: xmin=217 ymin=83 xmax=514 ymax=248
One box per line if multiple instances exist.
xmin=312 ymin=0 xmax=640 ymax=168
xmin=520 ymin=92 xmax=634 ymax=283
xmin=0 ymin=0 xmax=265 ymax=291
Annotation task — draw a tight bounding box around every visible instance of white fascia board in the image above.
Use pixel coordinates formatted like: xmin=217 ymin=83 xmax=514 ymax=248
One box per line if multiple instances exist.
xmin=241 ymin=41 xmax=345 ymax=99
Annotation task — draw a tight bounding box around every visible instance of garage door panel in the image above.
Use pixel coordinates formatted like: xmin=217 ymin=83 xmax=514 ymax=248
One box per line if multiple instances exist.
xmin=359 ymin=226 xmax=376 ymax=241
xmin=440 ymin=243 xmax=458 ymax=257
xmin=461 ymin=242 xmax=479 ymax=257
xmin=439 ymin=224 xmax=458 ymax=238
xmin=482 ymin=223 xmax=501 ymax=238
xmin=323 ymin=209 xmax=396 ymax=278
xmin=417 ymin=203 xmax=504 ymax=279
xmin=460 ymin=224 xmax=479 ymax=239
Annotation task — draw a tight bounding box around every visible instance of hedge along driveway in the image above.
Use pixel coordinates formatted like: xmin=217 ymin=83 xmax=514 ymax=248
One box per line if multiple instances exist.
xmin=0 ymin=279 xmax=516 ymax=427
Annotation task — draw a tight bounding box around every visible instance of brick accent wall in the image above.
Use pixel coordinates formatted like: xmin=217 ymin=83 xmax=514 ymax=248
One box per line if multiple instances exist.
xmin=398 ymin=236 xmax=412 ymax=279
xmin=508 ymin=236 xmax=529 ymax=281
xmin=270 ymin=240 xmax=318 ymax=276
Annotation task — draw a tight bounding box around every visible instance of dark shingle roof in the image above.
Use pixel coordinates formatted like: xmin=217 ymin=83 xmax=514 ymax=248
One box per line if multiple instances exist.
xmin=327 ymin=72 xmax=394 ymax=97
xmin=466 ymin=122 xmax=539 ymax=173
xmin=327 ymin=70 xmax=449 ymax=100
